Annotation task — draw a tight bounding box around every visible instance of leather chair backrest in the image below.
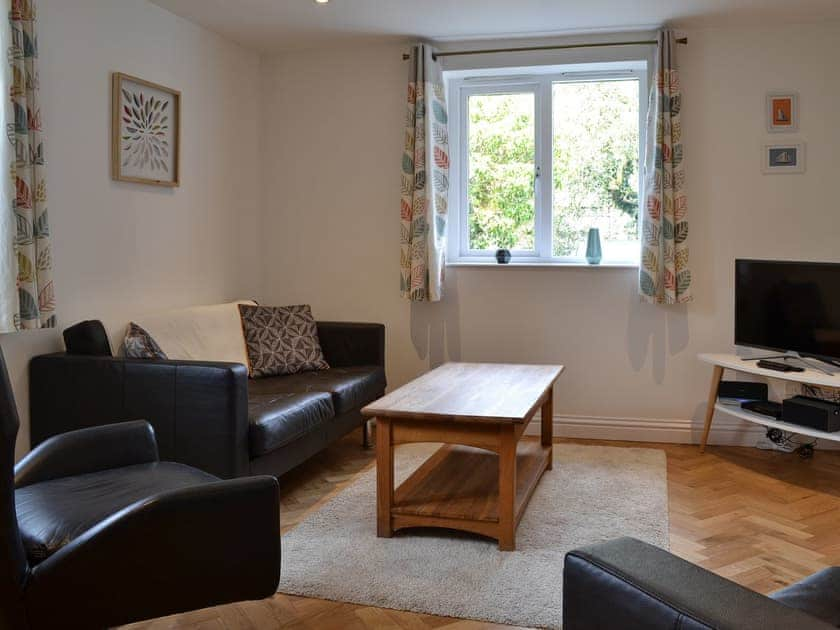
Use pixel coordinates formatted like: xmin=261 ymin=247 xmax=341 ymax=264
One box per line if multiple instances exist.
xmin=63 ymin=319 xmax=112 ymax=356
xmin=0 ymin=345 xmax=29 ymax=628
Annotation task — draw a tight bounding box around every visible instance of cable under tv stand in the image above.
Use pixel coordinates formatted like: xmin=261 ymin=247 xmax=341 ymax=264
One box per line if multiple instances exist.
xmin=698 ymin=353 xmax=840 ymax=453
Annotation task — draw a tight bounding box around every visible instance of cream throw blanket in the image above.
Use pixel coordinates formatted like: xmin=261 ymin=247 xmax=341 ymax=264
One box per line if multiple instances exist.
xmin=132 ymin=300 xmax=255 ymax=366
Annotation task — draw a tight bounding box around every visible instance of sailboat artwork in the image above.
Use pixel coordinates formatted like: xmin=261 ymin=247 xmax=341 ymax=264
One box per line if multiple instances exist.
xmin=764 ymin=144 xmax=805 ymax=174
xmin=767 ymin=92 xmax=798 ymax=132
xmin=774 ymin=150 xmax=794 ymax=164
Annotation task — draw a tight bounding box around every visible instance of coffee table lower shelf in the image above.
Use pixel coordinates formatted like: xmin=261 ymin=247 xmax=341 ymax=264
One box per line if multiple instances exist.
xmin=389 ymin=440 xmax=551 ymax=544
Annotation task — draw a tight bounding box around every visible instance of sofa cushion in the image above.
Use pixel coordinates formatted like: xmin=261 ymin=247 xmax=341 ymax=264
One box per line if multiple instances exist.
xmin=248 ymin=392 xmax=334 ymax=457
xmin=770 ymin=567 xmax=840 ymax=627
xmin=248 ymin=365 xmax=385 ymax=415
xmin=239 ymin=304 xmax=329 ymax=378
xmin=15 ymin=462 xmax=218 ymax=564
xmin=124 ymin=322 xmax=167 ymax=359
xmin=133 ymin=300 xmax=256 ymax=365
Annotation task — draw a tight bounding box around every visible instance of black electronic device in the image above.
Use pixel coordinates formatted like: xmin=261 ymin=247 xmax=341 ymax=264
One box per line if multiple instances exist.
xmin=756 ymin=359 xmax=805 ymax=373
xmin=741 ymin=400 xmax=783 ymax=419
xmin=782 ymin=395 xmax=840 ymax=432
xmin=717 ymin=381 xmax=768 ymax=401
xmin=735 ymin=260 xmax=840 ymax=365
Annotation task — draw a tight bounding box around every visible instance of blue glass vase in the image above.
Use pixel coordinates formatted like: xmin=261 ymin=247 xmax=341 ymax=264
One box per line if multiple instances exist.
xmin=585 ymin=228 xmax=602 ymax=265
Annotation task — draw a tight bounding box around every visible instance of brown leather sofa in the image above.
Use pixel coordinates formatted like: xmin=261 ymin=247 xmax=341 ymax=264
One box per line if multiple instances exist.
xmin=29 ymin=321 xmax=385 ymax=479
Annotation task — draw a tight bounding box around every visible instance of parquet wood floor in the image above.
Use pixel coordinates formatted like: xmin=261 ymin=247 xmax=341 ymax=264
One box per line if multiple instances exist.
xmin=122 ymin=428 xmax=840 ymax=629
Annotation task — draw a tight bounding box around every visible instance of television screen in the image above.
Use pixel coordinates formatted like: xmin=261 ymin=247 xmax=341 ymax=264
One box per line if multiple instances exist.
xmin=735 ymin=259 xmax=840 ymax=361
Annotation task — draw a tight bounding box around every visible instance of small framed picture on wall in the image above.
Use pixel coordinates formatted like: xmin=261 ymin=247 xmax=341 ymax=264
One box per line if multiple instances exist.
xmin=112 ymin=72 xmax=181 ymax=187
xmin=766 ymin=91 xmax=798 ymax=133
xmin=762 ymin=143 xmax=805 ymax=174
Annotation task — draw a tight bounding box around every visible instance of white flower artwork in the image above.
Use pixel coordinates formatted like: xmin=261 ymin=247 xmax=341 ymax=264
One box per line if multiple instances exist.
xmin=112 ymin=73 xmax=180 ymax=186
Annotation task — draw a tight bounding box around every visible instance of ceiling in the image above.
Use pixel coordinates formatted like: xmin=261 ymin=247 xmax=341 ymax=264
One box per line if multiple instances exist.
xmin=150 ymin=0 xmax=840 ymax=54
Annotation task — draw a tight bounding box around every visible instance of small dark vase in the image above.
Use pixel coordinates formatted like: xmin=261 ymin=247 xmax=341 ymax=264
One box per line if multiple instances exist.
xmin=495 ymin=248 xmax=511 ymax=264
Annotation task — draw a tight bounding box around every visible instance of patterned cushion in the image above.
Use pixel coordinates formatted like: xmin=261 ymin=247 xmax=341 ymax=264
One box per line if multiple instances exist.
xmin=124 ymin=322 xmax=167 ymax=360
xmin=239 ymin=304 xmax=329 ymax=378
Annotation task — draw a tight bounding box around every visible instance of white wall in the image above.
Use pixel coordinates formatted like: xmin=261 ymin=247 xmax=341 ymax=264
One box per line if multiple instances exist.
xmin=6 ymin=8 xmax=839 ymax=460
xmin=1 ymin=0 xmax=263 ymax=460
xmin=259 ymin=22 xmax=840 ymax=444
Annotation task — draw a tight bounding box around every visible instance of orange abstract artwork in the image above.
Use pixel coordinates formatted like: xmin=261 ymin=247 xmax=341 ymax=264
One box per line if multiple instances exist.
xmin=772 ymin=97 xmax=793 ymax=126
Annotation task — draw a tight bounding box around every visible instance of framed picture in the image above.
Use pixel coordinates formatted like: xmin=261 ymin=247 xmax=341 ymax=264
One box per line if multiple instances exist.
xmin=112 ymin=72 xmax=180 ymax=187
xmin=762 ymin=143 xmax=805 ymax=174
xmin=766 ymin=91 xmax=798 ymax=133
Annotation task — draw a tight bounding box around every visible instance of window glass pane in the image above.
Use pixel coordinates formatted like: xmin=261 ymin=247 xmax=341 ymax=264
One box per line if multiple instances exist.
xmin=467 ymin=92 xmax=535 ymax=251
xmin=552 ymin=80 xmax=639 ymax=260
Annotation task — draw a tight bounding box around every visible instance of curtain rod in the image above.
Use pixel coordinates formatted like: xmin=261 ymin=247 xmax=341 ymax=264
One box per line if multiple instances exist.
xmin=401 ymin=37 xmax=687 ymax=60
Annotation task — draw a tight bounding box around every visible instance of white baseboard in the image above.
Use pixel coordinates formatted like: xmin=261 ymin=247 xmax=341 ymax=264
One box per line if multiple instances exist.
xmin=523 ymin=414 xmax=840 ymax=450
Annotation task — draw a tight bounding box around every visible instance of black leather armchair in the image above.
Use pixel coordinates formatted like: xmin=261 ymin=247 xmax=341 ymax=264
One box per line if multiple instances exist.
xmin=0 ymin=347 xmax=281 ymax=629
xmin=563 ymin=537 xmax=838 ymax=629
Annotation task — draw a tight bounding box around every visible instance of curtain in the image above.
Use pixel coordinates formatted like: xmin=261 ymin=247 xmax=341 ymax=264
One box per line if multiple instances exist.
xmin=400 ymin=44 xmax=449 ymax=302
xmin=7 ymin=0 xmax=55 ymax=330
xmin=0 ymin=1 xmax=16 ymax=332
xmin=640 ymin=30 xmax=691 ymax=304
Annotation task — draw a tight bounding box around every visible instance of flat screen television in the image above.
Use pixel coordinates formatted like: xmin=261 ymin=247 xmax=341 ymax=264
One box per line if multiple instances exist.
xmin=735 ymin=259 xmax=840 ymax=363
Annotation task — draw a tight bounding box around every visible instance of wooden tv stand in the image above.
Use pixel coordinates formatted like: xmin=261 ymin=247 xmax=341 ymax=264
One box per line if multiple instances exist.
xmin=698 ymin=353 xmax=840 ymax=452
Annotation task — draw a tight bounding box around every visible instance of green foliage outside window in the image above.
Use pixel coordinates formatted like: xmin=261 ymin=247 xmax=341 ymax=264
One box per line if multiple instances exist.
xmin=467 ymin=93 xmax=535 ymax=250
xmin=552 ymin=80 xmax=639 ymax=257
xmin=467 ymin=80 xmax=640 ymax=259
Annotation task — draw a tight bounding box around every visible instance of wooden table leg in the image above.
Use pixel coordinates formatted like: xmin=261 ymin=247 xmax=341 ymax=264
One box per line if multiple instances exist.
xmin=376 ymin=417 xmax=394 ymax=537
xmin=700 ymin=365 xmax=724 ymax=453
xmin=498 ymin=425 xmax=517 ymax=551
xmin=362 ymin=419 xmax=372 ymax=449
xmin=542 ymin=387 xmax=554 ymax=470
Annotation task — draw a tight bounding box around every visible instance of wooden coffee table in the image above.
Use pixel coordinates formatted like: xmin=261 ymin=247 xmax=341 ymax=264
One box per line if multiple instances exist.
xmin=361 ymin=362 xmax=564 ymax=551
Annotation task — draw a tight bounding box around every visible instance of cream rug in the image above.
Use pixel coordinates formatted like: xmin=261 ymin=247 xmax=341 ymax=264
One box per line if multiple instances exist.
xmin=277 ymin=443 xmax=669 ymax=629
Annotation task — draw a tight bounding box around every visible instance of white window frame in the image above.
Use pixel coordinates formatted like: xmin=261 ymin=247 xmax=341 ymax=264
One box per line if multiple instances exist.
xmin=458 ymin=81 xmax=542 ymax=259
xmin=446 ymin=61 xmax=648 ymax=266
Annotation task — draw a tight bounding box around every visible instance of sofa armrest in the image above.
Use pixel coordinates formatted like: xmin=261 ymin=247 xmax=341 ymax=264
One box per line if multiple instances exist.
xmin=564 ymin=538 xmax=833 ymax=630
xmin=14 ymin=420 xmax=158 ymax=488
xmin=25 ymin=476 xmax=280 ymax=628
xmin=30 ymin=354 xmax=250 ymax=478
xmin=317 ymin=322 xmax=385 ymax=368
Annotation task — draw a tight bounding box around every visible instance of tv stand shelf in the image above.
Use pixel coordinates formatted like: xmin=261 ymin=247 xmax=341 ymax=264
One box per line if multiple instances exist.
xmin=713 ymin=402 xmax=840 ymax=442
xmin=698 ymin=353 xmax=840 ymax=452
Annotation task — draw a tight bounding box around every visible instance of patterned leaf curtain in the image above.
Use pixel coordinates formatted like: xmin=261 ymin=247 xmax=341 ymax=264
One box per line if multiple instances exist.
xmin=0 ymin=1 xmax=16 ymax=332
xmin=399 ymin=44 xmax=449 ymax=302
xmin=640 ymin=30 xmax=691 ymax=304
xmin=4 ymin=0 xmax=56 ymax=331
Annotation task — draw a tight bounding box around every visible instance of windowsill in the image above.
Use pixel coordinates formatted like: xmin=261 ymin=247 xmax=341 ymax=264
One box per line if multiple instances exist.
xmin=446 ymin=260 xmax=639 ymax=269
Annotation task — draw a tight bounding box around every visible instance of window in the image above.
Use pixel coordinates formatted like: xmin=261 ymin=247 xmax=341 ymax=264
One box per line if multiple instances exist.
xmin=448 ymin=63 xmax=646 ymax=265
